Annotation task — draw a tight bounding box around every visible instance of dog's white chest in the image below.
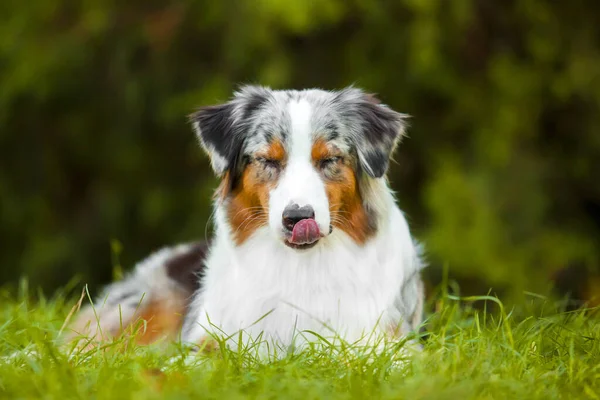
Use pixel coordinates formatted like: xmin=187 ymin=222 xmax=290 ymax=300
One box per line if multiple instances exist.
xmin=210 ymin=251 xmax=392 ymax=343
xmin=187 ymin=212 xmax=418 ymax=349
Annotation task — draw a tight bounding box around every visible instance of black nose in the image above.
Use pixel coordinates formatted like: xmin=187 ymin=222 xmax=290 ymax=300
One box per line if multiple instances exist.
xmin=282 ymin=204 xmax=315 ymax=231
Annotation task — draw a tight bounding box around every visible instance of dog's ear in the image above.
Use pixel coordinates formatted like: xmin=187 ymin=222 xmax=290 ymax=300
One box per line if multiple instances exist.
xmin=190 ymin=102 xmax=238 ymax=176
xmin=190 ymin=85 xmax=271 ymax=176
xmin=337 ymin=88 xmax=408 ymax=178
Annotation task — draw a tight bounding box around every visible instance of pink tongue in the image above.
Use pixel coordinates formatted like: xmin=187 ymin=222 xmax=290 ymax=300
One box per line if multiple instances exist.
xmin=290 ymin=219 xmax=321 ymax=245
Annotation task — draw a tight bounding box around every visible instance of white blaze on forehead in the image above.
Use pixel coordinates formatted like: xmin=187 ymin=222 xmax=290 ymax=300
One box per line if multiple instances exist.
xmin=288 ymin=99 xmax=313 ymax=160
xmin=266 ymin=97 xmax=331 ymax=238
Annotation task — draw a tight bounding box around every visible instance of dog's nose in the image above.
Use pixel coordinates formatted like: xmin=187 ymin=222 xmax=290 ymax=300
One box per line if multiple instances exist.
xmin=282 ymin=204 xmax=315 ymax=231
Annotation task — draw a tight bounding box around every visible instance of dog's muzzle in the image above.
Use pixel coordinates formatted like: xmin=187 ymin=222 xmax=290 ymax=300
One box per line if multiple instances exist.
xmin=282 ymin=204 xmax=321 ymax=248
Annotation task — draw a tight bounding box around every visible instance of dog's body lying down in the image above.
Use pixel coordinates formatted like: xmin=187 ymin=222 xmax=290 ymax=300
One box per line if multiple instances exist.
xmin=70 ymin=86 xmax=425 ymax=354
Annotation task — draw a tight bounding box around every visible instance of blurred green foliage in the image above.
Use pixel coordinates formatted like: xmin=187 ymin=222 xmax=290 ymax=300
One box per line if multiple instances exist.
xmin=1 ymin=0 xmax=599 ymax=297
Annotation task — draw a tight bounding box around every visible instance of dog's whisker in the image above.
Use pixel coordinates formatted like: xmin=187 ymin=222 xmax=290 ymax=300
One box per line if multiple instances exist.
xmin=233 ymin=215 xmax=269 ymax=235
xmin=231 ymin=207 xmax=267 ymax=219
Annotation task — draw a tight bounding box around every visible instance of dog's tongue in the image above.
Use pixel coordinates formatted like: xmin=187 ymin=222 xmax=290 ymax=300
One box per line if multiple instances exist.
xmin=290 ymin=219 xmax=321 ymax=245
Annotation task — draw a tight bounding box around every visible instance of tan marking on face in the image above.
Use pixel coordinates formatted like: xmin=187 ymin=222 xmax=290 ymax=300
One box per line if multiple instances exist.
xmin=261 ymin=139 xmax=286 ymax=161
xmin=311 ymin=138 xmax=333 ymax=162
xmin=311 ymin=139 xmax=375 ymax=244
xmin=226 ymin=139 xmax=286 ymax=244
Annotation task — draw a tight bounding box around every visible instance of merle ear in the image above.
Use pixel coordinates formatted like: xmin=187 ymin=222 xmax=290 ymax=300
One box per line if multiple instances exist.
xmin=190 ymin=85 xmax=270 ymax=176
xmin=190 ymin=103 xmax=238 ymax=176
xmin=338 ymin=88 xmax=408 ymax=178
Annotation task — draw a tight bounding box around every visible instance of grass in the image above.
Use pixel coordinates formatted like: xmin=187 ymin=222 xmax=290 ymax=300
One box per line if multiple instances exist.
xmin=0 ymin=280 xmax=599 ymax=400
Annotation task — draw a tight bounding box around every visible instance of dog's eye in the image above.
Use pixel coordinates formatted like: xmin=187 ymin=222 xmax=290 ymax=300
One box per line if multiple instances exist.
xmin=256 ymin=157 xmax=281 ymax=170
xmin=319 ymin=157 xmax=341 ymax=170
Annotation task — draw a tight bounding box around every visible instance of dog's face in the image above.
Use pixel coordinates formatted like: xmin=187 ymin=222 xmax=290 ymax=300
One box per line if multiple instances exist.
xmin=192 ymin=86 xmax=406 ymax=250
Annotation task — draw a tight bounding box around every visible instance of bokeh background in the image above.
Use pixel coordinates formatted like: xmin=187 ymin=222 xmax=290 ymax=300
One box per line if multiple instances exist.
xmin=1 ymin=1 xmax=599 ymax=303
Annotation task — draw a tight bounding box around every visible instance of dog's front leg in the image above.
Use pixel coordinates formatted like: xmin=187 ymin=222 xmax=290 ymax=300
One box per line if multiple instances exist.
xmin=179 ymin=303 xmax=221 ymax=352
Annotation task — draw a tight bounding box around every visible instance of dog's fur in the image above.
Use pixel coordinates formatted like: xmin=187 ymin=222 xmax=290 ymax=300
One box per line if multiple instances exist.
xmin=69 ymin=86 xmax=425 ymax=354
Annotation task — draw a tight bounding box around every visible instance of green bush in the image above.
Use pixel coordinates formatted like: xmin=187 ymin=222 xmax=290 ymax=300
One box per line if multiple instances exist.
xmin=1 ymin=0 xmax=598 ymax=297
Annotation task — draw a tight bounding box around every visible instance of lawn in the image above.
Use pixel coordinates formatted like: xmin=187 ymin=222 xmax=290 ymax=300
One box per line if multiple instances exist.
xmin=0 ymin=281 xmax=599 ymax=400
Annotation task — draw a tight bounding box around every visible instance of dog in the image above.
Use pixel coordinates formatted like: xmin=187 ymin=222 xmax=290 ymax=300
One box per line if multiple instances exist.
xmin=69 ymin=86 xmax=425 ymax=355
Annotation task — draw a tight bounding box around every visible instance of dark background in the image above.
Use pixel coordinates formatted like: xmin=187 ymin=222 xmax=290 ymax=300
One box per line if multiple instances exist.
xmin=1 ymin=0 xmax=599 ymax=303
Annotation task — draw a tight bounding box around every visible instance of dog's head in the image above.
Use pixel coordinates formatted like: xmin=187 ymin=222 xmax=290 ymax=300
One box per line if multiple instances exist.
xmin=191 ymin=86 xmax=407 ymax=250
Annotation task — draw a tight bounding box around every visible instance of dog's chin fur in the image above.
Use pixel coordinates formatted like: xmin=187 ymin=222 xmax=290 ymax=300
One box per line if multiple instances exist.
xmin=67 ymin=86 xmax=425 ymax=356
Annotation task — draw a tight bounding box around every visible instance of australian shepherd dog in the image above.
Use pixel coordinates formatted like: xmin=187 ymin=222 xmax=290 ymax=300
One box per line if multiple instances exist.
xmin=69 ymin=86 xmax=425 ymax=356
